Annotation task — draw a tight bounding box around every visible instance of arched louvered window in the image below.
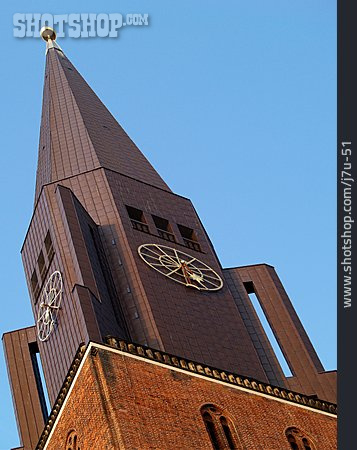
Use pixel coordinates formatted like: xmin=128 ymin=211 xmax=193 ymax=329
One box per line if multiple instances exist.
xmin=287 ymin=433 xmax=299 ymax=450
xmin=65 ymin=430 xmax=81 ymax=450
xmin=285 ymin=427 xmax=315 ymax=450
xmin=220 ymin=416 xmax=236 ymax=449
xmin=202 ymin=411 xmax=220 ymax=450
xmin=201 ymin=404 xmax=241 ymax=449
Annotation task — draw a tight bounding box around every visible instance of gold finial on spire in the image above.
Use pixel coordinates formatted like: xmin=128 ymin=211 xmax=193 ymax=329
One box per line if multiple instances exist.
xmin=40 ymin=26 xmax=57 ymax=41
xmin=40 ymin=27 xmax=63 ymax=54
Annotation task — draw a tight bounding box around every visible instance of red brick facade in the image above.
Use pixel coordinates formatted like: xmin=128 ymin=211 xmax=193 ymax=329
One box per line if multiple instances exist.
xmin=43 ymin=343 xmax=336 ymax=450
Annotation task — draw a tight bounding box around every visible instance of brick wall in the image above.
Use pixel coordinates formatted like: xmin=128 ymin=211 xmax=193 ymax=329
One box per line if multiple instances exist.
xmin=45 ymin=344 xmax=337 ymax=450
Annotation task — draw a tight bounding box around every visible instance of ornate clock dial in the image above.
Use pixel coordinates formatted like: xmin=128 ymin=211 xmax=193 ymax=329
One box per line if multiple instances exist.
xmin=138 ymin=244 xmax=223 ymax=291
xmin=37 ymin=270 xmax=63 ymax=342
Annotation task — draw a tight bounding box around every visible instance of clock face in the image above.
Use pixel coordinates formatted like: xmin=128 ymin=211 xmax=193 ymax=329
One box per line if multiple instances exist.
xmin=37 ymin=270 xmax=63 ymax=342
xmin=138 ymin=244 xmax=223 ymax=291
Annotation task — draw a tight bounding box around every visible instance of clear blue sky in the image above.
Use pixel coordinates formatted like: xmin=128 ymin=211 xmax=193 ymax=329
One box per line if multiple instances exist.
xmin=0 ymin=1 xmax=336 ymax=448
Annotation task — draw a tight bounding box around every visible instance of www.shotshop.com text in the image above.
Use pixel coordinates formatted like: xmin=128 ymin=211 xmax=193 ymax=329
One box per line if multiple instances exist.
xmin=341 ymin=141 xmax=353 ymax=308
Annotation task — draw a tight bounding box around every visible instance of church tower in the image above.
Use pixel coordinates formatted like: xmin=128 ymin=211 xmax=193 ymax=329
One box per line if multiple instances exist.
xmin=3 ymin=29 xmax=336 ymax=450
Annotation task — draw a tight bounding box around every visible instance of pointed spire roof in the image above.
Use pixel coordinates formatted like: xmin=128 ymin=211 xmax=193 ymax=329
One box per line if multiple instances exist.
xmin=35 ymin=28 xmax=170 ymax=202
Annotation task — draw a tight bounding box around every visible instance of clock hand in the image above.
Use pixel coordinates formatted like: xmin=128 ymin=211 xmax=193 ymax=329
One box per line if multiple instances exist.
xmin=180 ymin=262 xmax=191 ymax=285
xmin=188 ymin=272 xmax=203 ymax=282
xmin=184 ymin=265 xmax=203 ymax=281
xmin=40 ymin=302 xmax=60 ymax=310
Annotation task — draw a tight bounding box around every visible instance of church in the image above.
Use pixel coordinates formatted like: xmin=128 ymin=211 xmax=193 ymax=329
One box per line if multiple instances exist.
xmin=3 ymin=28 xmax=336 ymax=450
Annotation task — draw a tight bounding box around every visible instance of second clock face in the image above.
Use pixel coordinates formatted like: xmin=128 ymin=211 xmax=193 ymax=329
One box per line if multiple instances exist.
xmin=138 ymin=244 xmax=223 ymax=291
xmin=37 ymin=270 xmax=63 ymax=342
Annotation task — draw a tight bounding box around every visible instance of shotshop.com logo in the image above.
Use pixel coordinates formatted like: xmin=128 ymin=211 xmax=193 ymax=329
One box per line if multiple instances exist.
xmin=13 ymin=13 xmax=149 ymax=38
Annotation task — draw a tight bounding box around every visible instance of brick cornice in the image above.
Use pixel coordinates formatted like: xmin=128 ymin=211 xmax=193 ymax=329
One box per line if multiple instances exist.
xmin=36 ymin=338 xmax=337 ymax=449
xmin=103 ymin=337 xmax=337 ymax=415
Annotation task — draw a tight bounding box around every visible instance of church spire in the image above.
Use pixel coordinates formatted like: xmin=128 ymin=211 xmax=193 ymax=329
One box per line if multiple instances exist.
xmin=35 ymin=27 xmax=170 ymax=203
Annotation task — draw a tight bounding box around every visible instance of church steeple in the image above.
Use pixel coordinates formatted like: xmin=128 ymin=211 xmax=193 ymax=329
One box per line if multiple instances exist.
xmin=3 ymin=29 xmax=337 ymax=449
xmin=35 ymin=27 xmax=170 ymax=203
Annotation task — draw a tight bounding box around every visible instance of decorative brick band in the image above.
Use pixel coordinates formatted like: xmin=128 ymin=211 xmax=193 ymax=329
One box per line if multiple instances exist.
xmin=105 ymin=336 xmax=337 ymax=416
xmin=35 ymin=338 xmax=337 ymax=449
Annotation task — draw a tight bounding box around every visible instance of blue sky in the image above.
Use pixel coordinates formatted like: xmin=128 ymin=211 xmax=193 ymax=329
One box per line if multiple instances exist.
xmin=0 ymin=1 xmax=336 ymax=448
